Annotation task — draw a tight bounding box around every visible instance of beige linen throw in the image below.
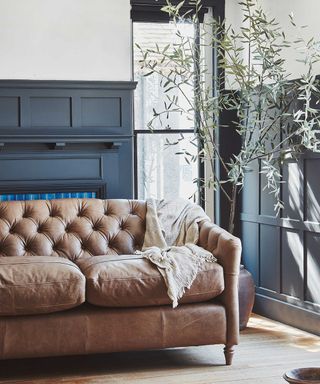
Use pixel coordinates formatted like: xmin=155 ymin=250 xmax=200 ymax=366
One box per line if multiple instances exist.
xmin=136 ymin=198 xmax=217 ymax=308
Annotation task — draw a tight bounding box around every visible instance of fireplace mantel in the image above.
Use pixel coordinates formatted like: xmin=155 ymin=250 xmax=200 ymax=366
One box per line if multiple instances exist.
xmin=0 ymin=80 xmax=136 ymax=200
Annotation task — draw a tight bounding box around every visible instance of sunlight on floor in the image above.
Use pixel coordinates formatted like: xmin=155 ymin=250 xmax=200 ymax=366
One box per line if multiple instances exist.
xmin=247 ymin=314 xmax=320 ymax=353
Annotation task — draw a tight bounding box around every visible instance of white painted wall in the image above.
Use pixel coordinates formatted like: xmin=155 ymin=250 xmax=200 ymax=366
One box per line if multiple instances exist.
xmin=0 ymin=0 xmax=131 ymax=81
xmin=225 ymin=0 xmax=320 ymax=79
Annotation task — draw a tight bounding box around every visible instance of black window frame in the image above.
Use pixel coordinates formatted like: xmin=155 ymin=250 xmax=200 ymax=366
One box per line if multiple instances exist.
xmin=131 ymin=0 xmax=225 ymax=219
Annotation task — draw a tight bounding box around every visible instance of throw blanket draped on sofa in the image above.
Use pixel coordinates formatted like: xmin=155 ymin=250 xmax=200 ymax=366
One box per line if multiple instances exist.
xmin=136 ymin=198 xmax=217 ymax=307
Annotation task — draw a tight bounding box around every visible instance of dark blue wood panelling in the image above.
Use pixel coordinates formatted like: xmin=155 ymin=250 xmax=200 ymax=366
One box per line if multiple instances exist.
xmin=241 ymin=151 xmax=320 ymax=336
xmin=282 ymin=161 xmax=303 ymax=221
xmin=305 ymin=232 xmax=320 ymax=305
xmin=0 ymin=80 xmax=136 ymax=202
xmin=0 ymin=156 xmax=102 ymax=181
xmin=242 ymin=221 xmax=259 ymax=284
xmin=305 ymin=159 xmax=320 ymax=223
xmin=260 ymin=224 xmax=280 ymax=292
xmin=30 ymin=97 xmax=71 ymax=127
xmin=281 ymin=228 xmax=303 ymax=300
xmin=81 ymin=97 xmax=121 ymax=127
xmin=0 ymin=80 xmax=136 ymax=136
xmin=242 ymin=160 xmax=259 ymax=215
xmin=260 ymin=170 xmax=277 ymax=217
xmin=0 ymin=97 xmax=20 ymax=127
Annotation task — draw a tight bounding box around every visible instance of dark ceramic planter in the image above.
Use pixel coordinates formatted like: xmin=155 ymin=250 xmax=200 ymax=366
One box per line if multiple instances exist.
xmin=239 ymin=265 xmax=255 ymax=330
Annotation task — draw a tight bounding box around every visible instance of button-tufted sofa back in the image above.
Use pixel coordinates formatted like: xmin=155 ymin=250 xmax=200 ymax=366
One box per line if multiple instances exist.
xmin=0 ymin=199 xmax=146 ymax=261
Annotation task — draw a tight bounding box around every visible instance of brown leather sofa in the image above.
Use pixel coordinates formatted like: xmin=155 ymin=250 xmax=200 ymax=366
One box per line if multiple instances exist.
xmin=0 ymin=198 xmax=241 ymax=365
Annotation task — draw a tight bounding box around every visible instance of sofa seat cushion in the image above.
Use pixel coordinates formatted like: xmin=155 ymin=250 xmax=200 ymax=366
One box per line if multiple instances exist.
xmin=0 ymin=256 xmax=86 ymax=316
xmin=77 ymin=255 xmax=224 ymax=307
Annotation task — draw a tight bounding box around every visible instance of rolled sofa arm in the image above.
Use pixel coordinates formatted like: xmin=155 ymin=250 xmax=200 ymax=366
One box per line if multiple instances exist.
xmin=198 ymin=221 xmax=242 ymax=354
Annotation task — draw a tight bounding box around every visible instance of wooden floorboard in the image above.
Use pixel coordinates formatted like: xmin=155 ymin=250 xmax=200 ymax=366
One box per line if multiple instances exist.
xmin=0 ymin=314 xmax=319 ymax=384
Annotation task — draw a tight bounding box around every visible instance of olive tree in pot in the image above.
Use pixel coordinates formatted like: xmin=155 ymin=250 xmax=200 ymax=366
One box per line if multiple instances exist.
xmin=136 ymin=0 xmax=320 ymax=327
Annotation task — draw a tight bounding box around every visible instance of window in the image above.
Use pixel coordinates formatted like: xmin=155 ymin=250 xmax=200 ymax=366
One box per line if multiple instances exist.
xmin=133 ymin=20 xmax=200 ymax=201
xmin=131 ymin=1 xmax=220 ymax=218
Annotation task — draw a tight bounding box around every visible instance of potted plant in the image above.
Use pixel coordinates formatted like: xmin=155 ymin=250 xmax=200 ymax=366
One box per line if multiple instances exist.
xmin=136 ymin=0 xmax=320 ymax=327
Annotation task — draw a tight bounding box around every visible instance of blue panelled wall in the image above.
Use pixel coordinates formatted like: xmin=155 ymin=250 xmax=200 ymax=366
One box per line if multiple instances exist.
xmin=241 ymin=152 xmax=320 ymax=336
xmin=0 ymin=80 xmax=136 ymax=201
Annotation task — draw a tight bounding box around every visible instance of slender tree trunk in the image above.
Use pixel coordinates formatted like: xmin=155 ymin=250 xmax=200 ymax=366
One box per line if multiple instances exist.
xmin=228 ymin=184 xmax=238 ymax=235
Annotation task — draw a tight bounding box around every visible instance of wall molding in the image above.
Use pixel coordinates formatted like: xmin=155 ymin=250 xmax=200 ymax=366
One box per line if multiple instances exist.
xmin=254 ymin=293 xmax=320 ymax=336
xmin=0 ymin=80 xmax=137 ymax=90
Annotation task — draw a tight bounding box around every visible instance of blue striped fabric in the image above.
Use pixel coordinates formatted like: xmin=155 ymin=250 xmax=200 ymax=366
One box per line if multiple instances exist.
xmin=0 ymin=192 xmax=97 ymax=201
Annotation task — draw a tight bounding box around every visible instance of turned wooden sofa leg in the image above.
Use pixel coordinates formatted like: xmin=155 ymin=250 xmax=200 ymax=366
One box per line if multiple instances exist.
xmin=224 ymin=345 xmax=235 ymax=365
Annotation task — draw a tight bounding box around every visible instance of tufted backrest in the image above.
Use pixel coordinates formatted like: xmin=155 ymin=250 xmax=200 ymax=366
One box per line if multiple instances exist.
xmin=0 ymin=199 xmax=146 ymax=261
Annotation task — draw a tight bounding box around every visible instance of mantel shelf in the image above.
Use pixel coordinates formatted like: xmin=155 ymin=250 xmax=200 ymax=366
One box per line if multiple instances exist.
xmin=0 ymin=135 xmax=128 ymax=144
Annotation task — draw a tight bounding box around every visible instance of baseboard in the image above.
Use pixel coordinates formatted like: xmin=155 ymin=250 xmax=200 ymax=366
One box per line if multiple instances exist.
xmin=254 ymin=293 xmax=320 ymax=336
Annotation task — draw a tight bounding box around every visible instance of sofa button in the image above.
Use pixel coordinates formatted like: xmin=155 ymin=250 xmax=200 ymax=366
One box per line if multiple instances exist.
xmin=78 ymin=208 xmax=86 ymax=217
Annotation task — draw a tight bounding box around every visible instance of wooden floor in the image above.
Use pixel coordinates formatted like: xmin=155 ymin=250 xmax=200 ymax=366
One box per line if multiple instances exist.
xmin=0 ymin=314 xmax=319 ymax=384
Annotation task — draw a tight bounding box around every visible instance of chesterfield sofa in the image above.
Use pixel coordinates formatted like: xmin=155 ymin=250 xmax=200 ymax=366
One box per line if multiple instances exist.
xmin=0 ymin=198 xmax=241 ymax=365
